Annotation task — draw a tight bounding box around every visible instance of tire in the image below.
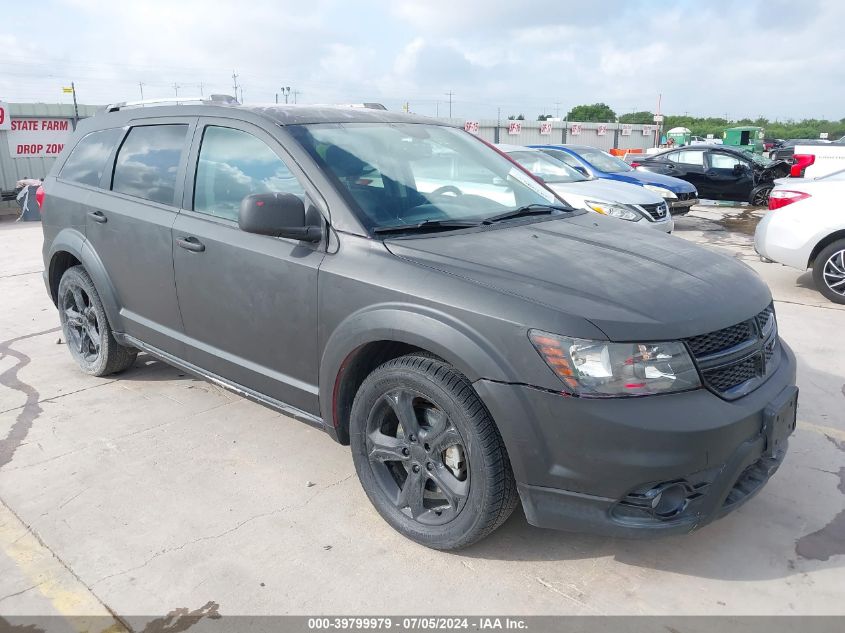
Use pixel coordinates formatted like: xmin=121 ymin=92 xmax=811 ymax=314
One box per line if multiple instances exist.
xmin=749 ymin=184 xmax=773 ymax=206
xmin=350 ymin=354 xmax=518 ymax=550
xmin=57 ymin=265 xmax=137 ymax=376
xmin=812 ymin=239 xmax=845 ymax=304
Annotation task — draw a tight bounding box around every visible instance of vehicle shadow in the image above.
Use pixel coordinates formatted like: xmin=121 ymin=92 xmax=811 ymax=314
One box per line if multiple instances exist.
xmin=795 ymin=271 xmax=818 ymax=291
xmin=117 ymin=353 xmax=198 ymax=383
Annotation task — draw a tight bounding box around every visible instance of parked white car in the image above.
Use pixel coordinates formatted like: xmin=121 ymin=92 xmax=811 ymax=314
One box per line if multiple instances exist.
xmin=755 ymin=169 xmax=845 ymax=304
xmin=791 ymin=137 xmax=845 ymax=179
xmin=498 ymin=144 xmax=674 ymax=233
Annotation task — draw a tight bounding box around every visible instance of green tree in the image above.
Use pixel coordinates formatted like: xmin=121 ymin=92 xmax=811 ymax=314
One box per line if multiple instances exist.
xmin=537 ymin=114 xmax=552 ymax=121
xmin=619 ymin=111 xmax=654 ymax=124
xmin=566 ymin=103 xmax=616 ymax=122
xmin=507 ymin=114 xmax=525 ymax=120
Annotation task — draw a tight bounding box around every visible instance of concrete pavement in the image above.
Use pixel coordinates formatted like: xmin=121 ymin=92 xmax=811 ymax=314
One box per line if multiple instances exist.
xmin=0 ymin=209 xmax=843 ymax=624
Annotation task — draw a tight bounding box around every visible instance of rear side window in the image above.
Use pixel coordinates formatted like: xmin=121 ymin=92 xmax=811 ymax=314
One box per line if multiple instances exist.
xmin=194 ymin=126 xmax=305 ymax=221
xmin=112 ymin=124 xmax=188 ymax=205
xmin=59 ymin=128 xmax=124 ymax=187
xmin=668 ymin=150 xmax=704 ymax=166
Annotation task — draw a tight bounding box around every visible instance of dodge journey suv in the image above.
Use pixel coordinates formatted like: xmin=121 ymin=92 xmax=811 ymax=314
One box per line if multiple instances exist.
xmin=40 ymin=98 xmax=797 ymax=549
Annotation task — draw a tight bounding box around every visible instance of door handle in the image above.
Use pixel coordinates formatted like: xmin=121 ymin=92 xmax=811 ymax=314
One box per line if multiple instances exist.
xmin=88 ymin=210 xmax=107 ymax=223
xmin=176 ymin=236 xmax=205 ymax=252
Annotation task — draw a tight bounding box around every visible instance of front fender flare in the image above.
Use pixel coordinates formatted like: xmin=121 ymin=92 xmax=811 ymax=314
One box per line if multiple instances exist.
xmin=319 ymin=303 xmax=518 ymax=431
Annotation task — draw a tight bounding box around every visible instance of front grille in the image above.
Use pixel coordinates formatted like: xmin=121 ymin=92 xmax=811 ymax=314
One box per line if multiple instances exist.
xmin=676 ymin=192 xmax=694 ymax=201
xmin=686 ymin=322 xmax=753 ymax=357
xmin=703 ymin=355 xmax=763 ymax=392
xmin=640 ymin=202 xmax=668 ymax=220
xmin=685 ymin=304 xmax=779 ymax=399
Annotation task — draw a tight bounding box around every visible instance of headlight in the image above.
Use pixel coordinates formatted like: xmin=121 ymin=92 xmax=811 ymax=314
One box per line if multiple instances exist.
xmin=644 ymin=185 xmax=677 ymax=199
xmin=529 ymin=330 xmax=701 ymax=396
xmin=585 ymin=200 xmax=642 ymax=222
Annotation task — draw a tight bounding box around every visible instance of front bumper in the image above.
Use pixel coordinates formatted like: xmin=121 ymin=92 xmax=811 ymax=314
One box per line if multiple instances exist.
xmin=473 ymin=341 xmax=797 ymax=537
xmin=669 ymin=197 xmax=698 ymax=214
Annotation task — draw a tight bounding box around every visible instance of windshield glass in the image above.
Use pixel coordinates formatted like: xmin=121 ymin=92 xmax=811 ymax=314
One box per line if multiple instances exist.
xmin=506 ymin=150 xmax=588 ymax=183
xmin=576 ymin=148 xmax=633 ymax=173
xmin=740 ymin=149 xmax=774 ymax=166
xmin=288 ymin=123 xmax=559 ymax=233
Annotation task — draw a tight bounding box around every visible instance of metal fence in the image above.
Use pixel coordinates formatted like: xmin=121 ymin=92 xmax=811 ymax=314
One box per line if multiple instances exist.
xmin=1 ymin=104 xmax=659 ymax=193
xmin=435 ymin=118 xmax=659 ymax=151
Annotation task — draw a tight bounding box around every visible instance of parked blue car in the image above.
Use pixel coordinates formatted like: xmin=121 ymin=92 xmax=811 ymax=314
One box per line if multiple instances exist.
xmin=530 ymin=144 xmax=699 ymax=214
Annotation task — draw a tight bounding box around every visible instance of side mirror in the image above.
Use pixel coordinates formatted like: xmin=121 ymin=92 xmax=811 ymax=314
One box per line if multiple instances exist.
xmin=573 ymin=166 xmax=590 ymax=177
xmin=732 ymin=163 xmax=746 ymax=175
xmin=238 ymin=193 xmax=322 ymax=242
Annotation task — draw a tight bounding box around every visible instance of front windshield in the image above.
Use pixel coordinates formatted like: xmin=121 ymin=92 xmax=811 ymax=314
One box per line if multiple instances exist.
xmin=506 ymin=150 xmax=588 ymax=183
xmin=740 ymin=149 xmax=773 ymax=166
xmin=288 ymin=123 xmax=559 ymax=233
xmin=576 ymin=148 xmax=633 ymax=173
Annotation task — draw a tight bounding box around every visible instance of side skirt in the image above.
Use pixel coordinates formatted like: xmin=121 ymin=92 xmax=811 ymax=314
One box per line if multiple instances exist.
xmin=118 ymin=333 xmax=336 ymax=439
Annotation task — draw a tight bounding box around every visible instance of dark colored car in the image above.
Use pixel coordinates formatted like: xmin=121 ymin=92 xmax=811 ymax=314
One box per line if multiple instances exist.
xmin=40 ymin=99 xmax=797 ymax=549
xmin=531 ymin=144 xmax=699 ymax=214
xmin=632 ymin=146 xmax=790 ymax=206
xmin=770 ymin=137 xmax=845 ymax=162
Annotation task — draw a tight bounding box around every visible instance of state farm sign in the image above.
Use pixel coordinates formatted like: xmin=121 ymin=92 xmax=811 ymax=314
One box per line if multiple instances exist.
xmin=6 ymin=118 xmax=73 ymax=158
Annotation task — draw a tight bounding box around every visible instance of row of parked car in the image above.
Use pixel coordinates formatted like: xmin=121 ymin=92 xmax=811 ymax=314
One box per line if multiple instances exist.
xmin=501 ymin=142 xmax=845 ymax=305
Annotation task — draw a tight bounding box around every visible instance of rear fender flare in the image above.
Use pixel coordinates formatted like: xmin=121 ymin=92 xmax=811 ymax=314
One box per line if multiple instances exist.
xmin=47 ymin=229 xmax=124 ymax=332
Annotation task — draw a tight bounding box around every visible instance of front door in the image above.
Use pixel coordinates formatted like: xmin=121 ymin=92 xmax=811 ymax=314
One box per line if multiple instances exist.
xmin=171 ymin=119 xmax=325 ymax=413
xmin=85 ymin=119 xmax=194 ymax=353
xmin=704 ymin=152 xmax=754 ymax=201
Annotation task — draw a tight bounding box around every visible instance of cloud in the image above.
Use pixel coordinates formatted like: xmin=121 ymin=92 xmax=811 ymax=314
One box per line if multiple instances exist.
xmin=0 ymin=0 xmax=843 ymax=120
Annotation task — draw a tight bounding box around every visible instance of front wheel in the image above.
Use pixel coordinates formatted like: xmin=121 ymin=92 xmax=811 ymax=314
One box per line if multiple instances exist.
xmin=350 ymin=354 xmax=518 ymax=550
xmin=749 ymin=184 xmax=773 ymax=206
xmin=813 ymin=239 xmax=845 ymax=304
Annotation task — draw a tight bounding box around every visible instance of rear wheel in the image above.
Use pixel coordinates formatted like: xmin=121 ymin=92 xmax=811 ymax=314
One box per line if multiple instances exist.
xmin=350 ymin=354 xmax=518 ymax=550
xmin=58 ymin=266 xmax=137 ymax=376
xmin=813 ymin=239 xmax=845 ymax=304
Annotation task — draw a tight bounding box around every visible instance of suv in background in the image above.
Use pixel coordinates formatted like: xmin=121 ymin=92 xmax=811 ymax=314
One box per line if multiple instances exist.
xmin=40 ymin=99 xmax=797 ymax=549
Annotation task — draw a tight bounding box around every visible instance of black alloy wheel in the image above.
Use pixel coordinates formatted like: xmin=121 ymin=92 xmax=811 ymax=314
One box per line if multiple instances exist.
xmin=365 ymin=387 xmax=469 ymax=525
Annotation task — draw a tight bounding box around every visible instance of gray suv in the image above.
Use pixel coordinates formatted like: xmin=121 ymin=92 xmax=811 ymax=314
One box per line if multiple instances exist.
xmin=40 ymin=99 xmax=798 ymax=549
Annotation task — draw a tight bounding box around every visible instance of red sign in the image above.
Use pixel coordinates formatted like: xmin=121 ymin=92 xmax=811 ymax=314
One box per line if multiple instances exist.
xmin=6 ymin=118 xmax=72 ymax=157
xmin=508 ymin=121 xmax=522 ymax=135
xmin=539 ymin=122 xmax=553 ymax=135
xmin=597 ymin=124 xmax=608 ymax=136
xmin=621 ymin=124 xmax=632 ymax=136
xmin=570 ymin=123 xmax=582 ymax=136
xmin=464 ymin=121 xmax=480 ymax=134
xmin=0 ymin=101 xmax=10 ymax=131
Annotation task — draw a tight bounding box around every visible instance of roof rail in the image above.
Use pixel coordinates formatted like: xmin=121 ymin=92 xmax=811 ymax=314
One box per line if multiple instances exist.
xmin=105 ymin=94 xmax=239 ymax=113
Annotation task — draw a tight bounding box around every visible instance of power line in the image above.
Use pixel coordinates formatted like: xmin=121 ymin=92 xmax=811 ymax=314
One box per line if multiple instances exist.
xmin=445 ymin=91 xmax=454 ymax=118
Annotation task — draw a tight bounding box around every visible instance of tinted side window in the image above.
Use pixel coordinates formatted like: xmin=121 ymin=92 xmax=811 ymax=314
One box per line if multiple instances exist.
xmin=59 ymin=128 xmax=124 ymax=187
xmin=194 ymin=126 xmax=305 ymax=221
xmin=112 ymin=124 xmax=188 ymax=204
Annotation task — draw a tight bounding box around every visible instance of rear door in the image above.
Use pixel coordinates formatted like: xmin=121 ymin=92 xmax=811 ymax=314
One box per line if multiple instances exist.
xmin=85 ymin=118 xmax=195 ymax=353
xmin=664 ymin=149 xmax=708 ymax=196
xmin=171 ymin=118 xmax=326 ymax=413
xmin=704 ymin=151 xmax=754 ymax=201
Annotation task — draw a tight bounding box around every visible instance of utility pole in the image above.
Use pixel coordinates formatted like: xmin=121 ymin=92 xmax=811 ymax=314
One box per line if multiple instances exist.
xmin=445 ymin=91 xmax=454 ymax=118
xmin=239 ymin=87 xmax=244 ymax=103
xmin=232 ymin=70 xmax=240 ymax=99
xmin=435 ymin=101 xmax=439 ymax=117
xmin=293 ymin=90 xmax=301 ymax=104
xmin=70 ymin=82 xmax=79 ymax=131
xmin=555 ymin=102 xmax=561 ymax=119
xmin=173 ymin=83 xmax=180 ymax=97
xmin=281 ymin=86 xmax=291 ymax=104
xmin=275 ymin=93 xmax=279 ymax=104
xmin=199 ymin=82 xmax=204 ymax=97
xmin=138 ymin=82 xmax=145 ymax=100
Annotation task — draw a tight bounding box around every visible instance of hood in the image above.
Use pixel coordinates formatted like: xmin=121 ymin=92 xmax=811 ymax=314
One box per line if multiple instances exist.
xmin=546 ymin=178 xmax=665 ymax=205
xmin=612 ymin=170 xmax=697 ymax=193
xmin=384 ymin=214 xmax=771 ymax=342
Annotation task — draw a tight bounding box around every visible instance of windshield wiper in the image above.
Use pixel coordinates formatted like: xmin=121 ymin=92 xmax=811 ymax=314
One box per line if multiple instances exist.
xmin=481 ymin=203 xmax=571 ymax=225
xmin=373 ymin=219 xmax=481 ymax=235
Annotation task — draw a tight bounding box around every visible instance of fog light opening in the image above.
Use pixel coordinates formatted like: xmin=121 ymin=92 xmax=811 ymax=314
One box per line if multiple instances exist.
xmin=651 ymin=484 xmax=688 ymax=518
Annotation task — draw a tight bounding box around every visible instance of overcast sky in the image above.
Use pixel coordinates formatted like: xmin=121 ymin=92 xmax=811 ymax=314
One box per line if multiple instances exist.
xmin=1 ymin=0 xmax=843 ymax=120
